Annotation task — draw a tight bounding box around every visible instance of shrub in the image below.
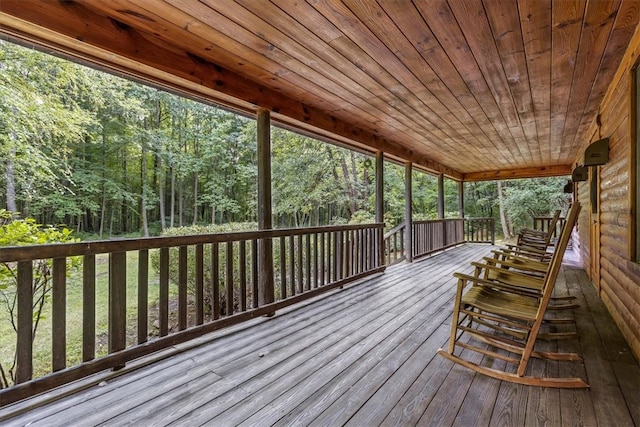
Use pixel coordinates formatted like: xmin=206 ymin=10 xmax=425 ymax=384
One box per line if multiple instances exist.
xmin=0 ymin=210 xmax=79 ymax=388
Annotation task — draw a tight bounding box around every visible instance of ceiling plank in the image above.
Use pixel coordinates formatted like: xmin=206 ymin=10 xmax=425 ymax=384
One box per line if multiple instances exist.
xmin=484 ymin=0 xmax=541 ymax=164
xmin=551 ymin=0 xmax=585 ymax=162
xmin=560 ymin=0 xmax=621 ymax=158
xmin=573 ymin=0 xmax=640 ymax=146
xmin=417 ymin=0 xmax=520 ymax=169
xmin=378 ymin=0 xmax=512 ymax=166
xmin=519 ymin=0 xmax=552 ymax=164
xmin=448 ymin=0 xmax=529 ymax=166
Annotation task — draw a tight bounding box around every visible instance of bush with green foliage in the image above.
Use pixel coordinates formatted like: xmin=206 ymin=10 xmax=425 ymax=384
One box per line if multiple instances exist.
xmin=0 ymin=210 xmax=79 ymax=388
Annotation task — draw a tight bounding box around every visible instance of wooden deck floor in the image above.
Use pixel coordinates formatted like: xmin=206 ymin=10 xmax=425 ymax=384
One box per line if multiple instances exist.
xmin=1 ymin=244 xmax=638 ymax=426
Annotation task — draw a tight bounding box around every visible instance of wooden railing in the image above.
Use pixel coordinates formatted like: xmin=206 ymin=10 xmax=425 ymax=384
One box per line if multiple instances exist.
xmin=464 ymin=217 xmax=495 ymax=244
xmin=383 ymin=218 xmax=480 ymax=265
xmin=412 ymin=219 xmax=465 ymax=259
xmin=533 ymin=216 xmax=566 ymax=239
xmin=382 ymin=223 xmax=406 ymax=265
xmin=0 ymin=223 xmax=384 ymax=406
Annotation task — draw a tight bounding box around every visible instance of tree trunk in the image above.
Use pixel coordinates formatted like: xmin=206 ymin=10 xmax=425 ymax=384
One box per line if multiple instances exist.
xmin=497 ymin=180 xmax=512 ymax=239
xmin=140 ymin=142 xmax=149 ymax=237
xmin=170 ymin=163 xmax=175 ymax=228
xmin=4 ymin=147 xmax=17 ymax=213
xmin=193 ymin=143 xmax=199 ymax=225
xmin=157 ymin=155 xmax=166 ymax=230
xmin=99 ymin=130 xmax=107 ymax=239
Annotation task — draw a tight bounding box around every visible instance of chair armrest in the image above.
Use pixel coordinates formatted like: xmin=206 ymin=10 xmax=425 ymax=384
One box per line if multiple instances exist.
xmin=481 ymin=256 xmax=548 ymax=274
xmin=468 ymin=262 xmax=545 ymax=292
xmin=453 ymin=271 xmax=542 ymax=296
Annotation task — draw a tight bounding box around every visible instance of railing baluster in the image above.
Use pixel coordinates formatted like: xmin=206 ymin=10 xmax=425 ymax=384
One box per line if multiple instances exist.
xmin=83 ymin=254 xmax=96 ymax=361
xmin=159 ymin=248 xmax=169 ymax=335
xmin=313 ymin=232 xmax=318 ymax=288
xmin=305 ymin=233 xmax=311 ymax=291
xmin=319 ymin=232 xmax=325 ymax=286
xmin=280 ymin=236 xmax=286 ymax=298
xmin=138 ymin=250 xmax=149 ymax=343
xmin=109 ymin=252 xmax=127 ymax=355
xmin=297 ymin=234 xmax=303 ymax=293
xmin=195 ymin=245 xmax=204 ymax=325
xmin=16 ymin=261 xmax=33 ymax=384
xmin=239 ymin=241 xmax=247 ymax=311
xmin=289 ymin=235 xmax=295 ymax=296
xmin=251 ymin=239 xmax=258 ymax=308
xmin=178 ymin=246 xmax=188 ymax=331
xmin=212 ymin=243 xmax=220 ymax=318
xmin=52 ymin=258 xmax=66 ymax=372
xmin=226 ymin=241 xmax=234 ymax=316
xmin=336 ymin=231 xmax=342 ymax=280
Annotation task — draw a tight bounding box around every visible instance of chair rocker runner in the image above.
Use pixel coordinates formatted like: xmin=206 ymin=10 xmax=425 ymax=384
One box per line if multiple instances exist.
xmin=437 ymin=202 xmax=588 ymax=388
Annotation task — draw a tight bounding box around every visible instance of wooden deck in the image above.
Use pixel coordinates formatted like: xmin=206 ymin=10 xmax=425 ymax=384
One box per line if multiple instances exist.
xmin=1 ymin=244 xmax=638 ymax=426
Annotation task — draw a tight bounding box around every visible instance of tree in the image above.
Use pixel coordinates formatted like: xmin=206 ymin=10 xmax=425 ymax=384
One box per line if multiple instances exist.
xmin=0 ymin=41 xmax=95 ymax=217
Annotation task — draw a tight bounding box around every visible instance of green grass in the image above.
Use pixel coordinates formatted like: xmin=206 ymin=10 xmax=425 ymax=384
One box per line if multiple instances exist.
xmin=0 ymin=251 xmax=176 ymax=384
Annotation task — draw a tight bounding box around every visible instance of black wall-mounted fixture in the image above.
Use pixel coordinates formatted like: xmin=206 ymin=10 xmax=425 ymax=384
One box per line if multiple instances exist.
xmin=563 ymin=180 xmax=574 ymax=193
xmin=572 ymin=166 xmax=588 ymax=182
xmin=584 ymin=137 xmax=609 ymax=166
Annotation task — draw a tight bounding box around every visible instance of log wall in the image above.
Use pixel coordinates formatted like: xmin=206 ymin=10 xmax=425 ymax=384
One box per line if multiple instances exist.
xmin=576 ymin=23 xmax=640 ymax=361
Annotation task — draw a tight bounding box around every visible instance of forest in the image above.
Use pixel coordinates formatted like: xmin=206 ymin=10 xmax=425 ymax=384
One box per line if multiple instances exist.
xmin=0 ymin=39 xmax=569 ymax=241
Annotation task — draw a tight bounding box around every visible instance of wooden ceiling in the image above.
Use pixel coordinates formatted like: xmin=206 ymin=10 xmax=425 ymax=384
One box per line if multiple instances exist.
xmin=1 ymin=1 xmax=639 ymax=180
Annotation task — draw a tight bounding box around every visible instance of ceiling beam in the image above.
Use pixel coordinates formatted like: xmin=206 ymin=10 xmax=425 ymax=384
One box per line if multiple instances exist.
xmin=0 ymin=0 xmax=462 ymax=179
xmin=463 ymin=164 xmax=572 ymax=182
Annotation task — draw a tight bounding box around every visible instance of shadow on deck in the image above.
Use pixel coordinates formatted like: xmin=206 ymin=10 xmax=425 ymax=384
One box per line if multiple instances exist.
xmin=1 ymin=244 xmax=638 ymax=426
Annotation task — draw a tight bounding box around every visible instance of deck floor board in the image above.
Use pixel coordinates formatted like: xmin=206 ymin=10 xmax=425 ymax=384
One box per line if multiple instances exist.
xmin=1 ymin=244 xmax=638 ymax=427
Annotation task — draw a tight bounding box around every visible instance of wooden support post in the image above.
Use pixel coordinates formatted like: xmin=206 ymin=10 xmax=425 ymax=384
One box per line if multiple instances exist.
xmin=438 ymin=173 xmax=446 ymax=247
xmin=257 ymin=108 xmax=275 ymax=309
xmin=405 ymin=162 xmax=413 ymax=263
xmin=458 ymin=180 xmax=464 ymax=219
xmin=375 ymin=151 xmax=384 ymax=267
xmin=437 ymin=173 xmax=445 ymax=219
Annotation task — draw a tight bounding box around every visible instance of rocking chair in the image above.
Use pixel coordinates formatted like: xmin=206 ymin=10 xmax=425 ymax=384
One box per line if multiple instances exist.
xmin=437 ymin=201 xmax=587 ymax=388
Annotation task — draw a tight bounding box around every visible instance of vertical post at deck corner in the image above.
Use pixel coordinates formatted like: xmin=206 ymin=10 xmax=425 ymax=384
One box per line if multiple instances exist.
xmin=458 ymin=180 xmax=464 ymax=219
xmin=458 ymin=180 xmax=465 ymax=244
xmin=438 ymin=173 xmax=446 ymax=246
xmin=405 ymin=162 xmax=413 ymax=263
xmin=257 ymin=108 xmax=274 ymax=311
xmin=375 ymin=151 xmax=384 ymax=267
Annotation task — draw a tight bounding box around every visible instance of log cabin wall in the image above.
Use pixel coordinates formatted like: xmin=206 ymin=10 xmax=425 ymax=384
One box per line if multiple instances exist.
xmin=575 ymin=24 xmax=640 ymax=361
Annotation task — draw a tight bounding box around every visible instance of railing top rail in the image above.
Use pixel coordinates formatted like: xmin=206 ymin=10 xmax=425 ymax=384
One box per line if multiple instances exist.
xmin=533 ymin=216 xmax=566 ymax=220
xmin=383 ymin=222 xmax=405 ymax=239
xmin=412 ymin=218 xmax=463 ymax=225
xmin=0 ymin=223 xmax=384 ymax=262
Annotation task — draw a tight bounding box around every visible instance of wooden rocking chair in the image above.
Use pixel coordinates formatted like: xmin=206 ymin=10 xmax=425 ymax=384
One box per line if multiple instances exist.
xmin=437 ymin=202 xmax=588 ymax=388
xmin=485 ymin=206 xmax=580 ymax=310
xmin=517 ymin=209 xmax=562 ymax=248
